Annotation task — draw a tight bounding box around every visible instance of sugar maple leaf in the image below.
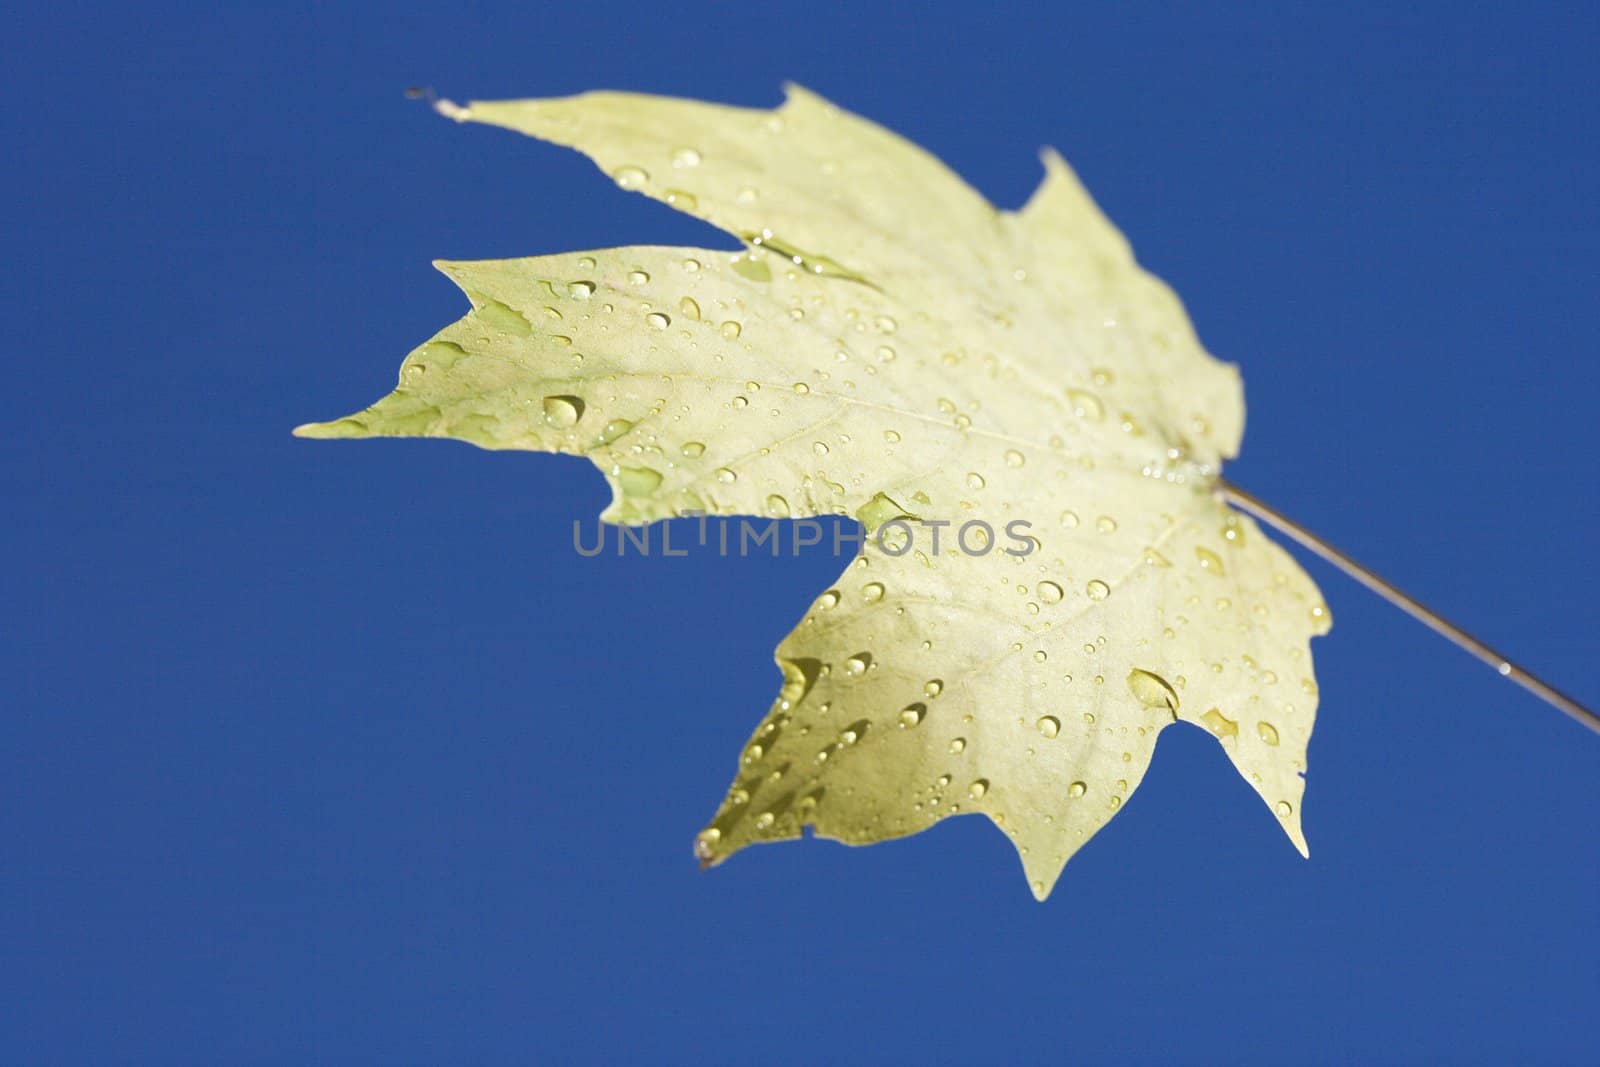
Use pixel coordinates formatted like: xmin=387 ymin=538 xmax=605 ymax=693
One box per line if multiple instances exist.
xmin=297 ymin=85 xmax=1332 ymax=899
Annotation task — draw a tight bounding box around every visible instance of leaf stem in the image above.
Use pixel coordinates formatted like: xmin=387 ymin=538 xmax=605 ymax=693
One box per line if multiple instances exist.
xmin=1216 ymin=478 xmax=1599 ymax=735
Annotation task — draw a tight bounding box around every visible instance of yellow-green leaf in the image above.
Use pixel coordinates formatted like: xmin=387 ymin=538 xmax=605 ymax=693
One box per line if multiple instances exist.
xmin=297 ymin=86 xmax=1331 ymax=899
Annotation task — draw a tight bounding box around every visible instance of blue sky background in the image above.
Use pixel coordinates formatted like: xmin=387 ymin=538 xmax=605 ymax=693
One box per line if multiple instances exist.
xmin=4 ymin=2 xmax=1597 ymax=1062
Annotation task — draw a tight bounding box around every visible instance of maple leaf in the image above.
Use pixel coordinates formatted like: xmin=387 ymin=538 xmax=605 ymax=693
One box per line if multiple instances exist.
xmin=297 ymin=85 xmax=1331 ymax=899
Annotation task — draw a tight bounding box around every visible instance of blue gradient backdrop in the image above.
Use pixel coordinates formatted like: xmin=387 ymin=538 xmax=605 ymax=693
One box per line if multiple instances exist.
xmin=4 ymin=2 xmax=1596 ymax=1062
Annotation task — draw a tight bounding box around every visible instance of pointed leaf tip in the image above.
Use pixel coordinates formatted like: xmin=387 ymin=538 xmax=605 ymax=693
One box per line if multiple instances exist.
xmin=292 ymin=415 xmax=370 ymax=439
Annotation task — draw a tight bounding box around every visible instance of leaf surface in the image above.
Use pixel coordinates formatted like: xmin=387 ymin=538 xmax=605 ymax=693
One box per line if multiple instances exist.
xmin=298 ymin=86 xmax=1331 ymax=898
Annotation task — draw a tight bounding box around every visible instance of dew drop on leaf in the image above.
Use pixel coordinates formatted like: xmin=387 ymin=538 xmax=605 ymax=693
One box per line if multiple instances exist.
xmin=594 ymin=418 xmax=634 ymax=446
xmin=617 ymin=466 xmax=663 ymax=496
xmin=542 ymin=395 xmax=585 ymax=428
xmin=613 ymin=165 xmax=649 ymax=189
xmin=1200 ymin=708 xmax=1239 ymax=739
xmin=1127 ymin=668 xmax=1180 ymax=712
xmin=1067 ymin=388 xmax=1105 ymax=421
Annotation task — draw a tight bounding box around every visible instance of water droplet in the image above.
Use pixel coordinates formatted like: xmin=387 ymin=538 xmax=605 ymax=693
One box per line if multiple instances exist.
xmin=948 ymin=737 xmax=966 ymax=753
xmin=617 ymin=466 xmax=663 ymax=496
xmin=1068 ymin=781 xmax=1087 ymax=798
xmin=755 ymin=811 xmax=776 ymax=830
xmin=729 ymin=252 xmax=772 ymax=284
xmin=646 ymin=311 xmax=671 ymax=330
xmin=613 ymin=165 xmax=649 ymax=189
xmin=1066 ymin=388 xmax=1105 ymax=421
xmin=966 ymin=472 xmax=986 ymax=490
xmin=627 ymin=269 xmax=650 ymax=285
xmin=679 ymin=297 xmax=701 ymax=321
xmin=568 ymin=280 xmax=596 ymax=300
xmin=671 ymin=146 xmax=702 ymax=168
xmin=875 ymin=315 xmax=898 ymax=333
xmin=541 ymin=395 xmax=585 ymax=428
xmin=765 ymin=494 xmax=791 ymax=517
xmin=883 ymin=429 xmax=901 ymax=444
xmin=714 ymin=467 xmax=737 ymax=483
xmin=1004 ymin=449 xmax=1025 ymax=468
xmin=1038 ymin=581 xmax=1064 ymax=604
xmin=815 ymin=590 xmax=840 ymax=610
xmin=694 ymin=828 xmax=720 ymax=861
xmin=1200 ymin=708 xmax=1239 ymax=739
xmin=1144 ymin=547 xmax=1173 ymax=568
xmin=1194 ymin=546 xmax=1226 ymax=575
xmin=1127 ymin=668 xmax=1180 ymax=712
xmin=844 ymin=652 xmax=872 ymax=676
xmin=720 ymin=320 xmax=742 ymax=339
xmin=594 ymin=418 xmax=635 ymax=446
xmin=1275 ymin=800 xmax=1293 ymax=818
xmin=1036 ymin=716 xmax=1061 ymax=739
xmin=1085 ymin=579 xmax=1111 ymax=601
xmin=1257 ymin=721 xmax=1280 ymax=746
xmin=680 ymin=441 xmax=706 ymax=458
xmin=862 ymin=581 xmax=885 ymax=602
xmin=471 ymin=299 xmax=531 ymax=337
xmin=1095 ymin=516 xmax=1118 ymax=534
xmin=899 ymin=703 xmax=926 ymax=728
xmin=791 ymin=382 xmax=811 ymax=396
xmin=1060 ymin=510 xmax=1080 ymax=529
xmin=968 ymin=779 xmax=989 ymax=799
